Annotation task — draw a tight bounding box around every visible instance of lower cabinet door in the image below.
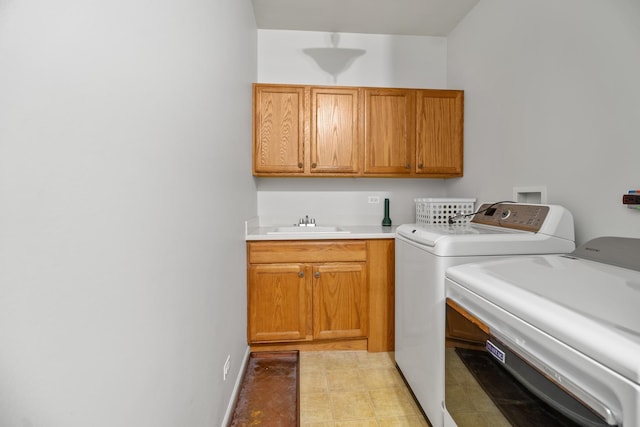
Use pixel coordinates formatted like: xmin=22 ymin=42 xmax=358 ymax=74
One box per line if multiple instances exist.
xmin=248 ymin=264 xmax=311 ymax=342
xmin=312 ymin=263 xmax=368 ymax=340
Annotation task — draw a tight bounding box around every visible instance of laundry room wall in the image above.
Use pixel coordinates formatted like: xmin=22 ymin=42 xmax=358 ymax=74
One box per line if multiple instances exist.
xmin=445 ymin=0 xmax=640 ymax=244
xmin=0 ymin=1 xmax=256 ymax=426
xmin=258 ymin=30 xmax=448 ymax=88
xmin=256 ymin=30 xmax=454 ymax=226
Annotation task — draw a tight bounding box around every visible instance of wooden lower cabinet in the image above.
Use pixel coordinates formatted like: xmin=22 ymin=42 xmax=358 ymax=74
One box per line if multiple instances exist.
xmin=313 ymin=262 xmax=367 ymax=340
xmin=248 ymin=263 xmax=310 ymax=342
xmin=247 ymin=239 xmax=393 ymax=352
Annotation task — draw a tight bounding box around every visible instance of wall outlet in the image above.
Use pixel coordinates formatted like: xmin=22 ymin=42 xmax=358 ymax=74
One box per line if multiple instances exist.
xmin=223 ymin=355 xmax=231 ymax=381
xmin=368 ymin=196 xmax=380 ymax=204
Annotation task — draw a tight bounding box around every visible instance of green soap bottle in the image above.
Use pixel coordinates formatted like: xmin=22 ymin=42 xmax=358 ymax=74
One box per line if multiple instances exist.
xmin=382 ymin=198 xmax=392 ymax=226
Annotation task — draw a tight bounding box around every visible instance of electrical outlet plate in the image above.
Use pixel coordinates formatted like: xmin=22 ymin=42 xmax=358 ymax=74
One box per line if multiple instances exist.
xmin=223 ymin=355 xmax=231 ymax=381
xmin=368 ymin=196 xmax=380 ymax=204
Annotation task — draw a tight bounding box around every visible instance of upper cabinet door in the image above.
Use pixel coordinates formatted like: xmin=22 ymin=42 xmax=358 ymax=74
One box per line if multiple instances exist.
xmin=310 ymin=87 xmax=361 ymax=174
xmin=363 ymin=88 xmax=415 ymax=175
xmin=415 ymin=90 xmax=464 ymax=176
xmin=253 ymin=85 xmax=306 ymax=175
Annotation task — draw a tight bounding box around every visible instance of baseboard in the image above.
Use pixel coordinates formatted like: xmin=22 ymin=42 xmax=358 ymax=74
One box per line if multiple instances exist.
xmin=221 ymin=346 xmax=251 ymax=427
xmin=250 ymin=337 xmax=367 ymax=352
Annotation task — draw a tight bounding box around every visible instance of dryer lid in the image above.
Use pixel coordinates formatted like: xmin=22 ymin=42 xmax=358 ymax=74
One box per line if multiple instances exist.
xmin=571 ymin=236 xmax=640 ymax=272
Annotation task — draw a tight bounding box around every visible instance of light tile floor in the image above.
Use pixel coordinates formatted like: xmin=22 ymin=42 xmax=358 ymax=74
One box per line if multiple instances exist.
xmin=300 ymin=351 xmax=431 ymax=426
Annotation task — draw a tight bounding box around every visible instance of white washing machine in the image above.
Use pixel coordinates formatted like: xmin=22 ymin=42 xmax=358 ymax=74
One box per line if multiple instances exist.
xmin=395 ymin=202 xmax=575 ymax=427
xmin=444 ymin=236 xmax=640 ymax=426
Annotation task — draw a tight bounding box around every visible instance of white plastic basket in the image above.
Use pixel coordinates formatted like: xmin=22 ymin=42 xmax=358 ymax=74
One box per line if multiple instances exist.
xmin=414 ymin=198 xmax=476 ymax=225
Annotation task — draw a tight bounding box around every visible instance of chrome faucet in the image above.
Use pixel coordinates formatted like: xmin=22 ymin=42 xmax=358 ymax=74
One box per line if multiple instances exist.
xmin=298 ymin=215 xmax=316 ymax=227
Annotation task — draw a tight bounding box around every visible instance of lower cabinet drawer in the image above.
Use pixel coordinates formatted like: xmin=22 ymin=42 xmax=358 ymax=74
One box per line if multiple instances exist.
xmin=247 ymin=240 xmax=367 ymax=264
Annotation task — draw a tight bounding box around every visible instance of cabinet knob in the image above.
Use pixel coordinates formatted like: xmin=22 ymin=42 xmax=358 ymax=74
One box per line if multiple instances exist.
xmin=298 ymin=271 xmax=304 ymax=278
xmin=314 ymin=271 xmax=320 ymax=278
xmin=405 ymin=163 xmax=411 ymax=169
xmin=311 ymin=162 xmax=317 ymax=168
xmin=298 ymin=162 xmax=303 ymax=168
xmin=418 ymin=163 xmax=423 ymax=169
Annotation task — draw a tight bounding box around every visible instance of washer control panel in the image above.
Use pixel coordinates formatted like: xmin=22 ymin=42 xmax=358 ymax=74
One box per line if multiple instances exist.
xmin=470 ymin=203 xmax=549 ymax=232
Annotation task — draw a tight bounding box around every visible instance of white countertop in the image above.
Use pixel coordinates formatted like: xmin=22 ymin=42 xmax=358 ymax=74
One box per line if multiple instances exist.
xmin=245 ymin=221 xmax=398 ymax=241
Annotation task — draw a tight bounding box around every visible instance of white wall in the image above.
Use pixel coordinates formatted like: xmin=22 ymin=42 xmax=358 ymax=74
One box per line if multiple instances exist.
xmin=256 ymin=30 xmax=453 ymax=225
xmin=258 ymin=30 xmax=448 ymax=87
xmin=0 ymin=1 xmax=256 ymax=426
xmin=256 ymin=180 xmax=448 ymax=226
xmin=446 ymin=0 xmax=640 ymax=245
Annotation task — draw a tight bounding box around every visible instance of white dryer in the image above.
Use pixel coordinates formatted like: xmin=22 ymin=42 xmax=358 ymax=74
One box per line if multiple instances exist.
xmin=395 ymin=202 xmax=575 ymax=427
xmin=444 ymin=236 xmax=640 ymax=426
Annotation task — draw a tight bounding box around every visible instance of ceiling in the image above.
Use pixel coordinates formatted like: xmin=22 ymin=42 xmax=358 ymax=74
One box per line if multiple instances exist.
xmin=251 ymin=0 xmax=481 ymax=37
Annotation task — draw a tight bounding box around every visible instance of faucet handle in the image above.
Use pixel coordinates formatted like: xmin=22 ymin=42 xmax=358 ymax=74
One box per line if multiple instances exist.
xmin=297 ymin=215 xmax=317 ymax=226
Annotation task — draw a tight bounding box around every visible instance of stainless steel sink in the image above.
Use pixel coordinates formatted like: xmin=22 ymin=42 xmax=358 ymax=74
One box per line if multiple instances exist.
xmin=267 ymin=226 xmax=350 ymax=234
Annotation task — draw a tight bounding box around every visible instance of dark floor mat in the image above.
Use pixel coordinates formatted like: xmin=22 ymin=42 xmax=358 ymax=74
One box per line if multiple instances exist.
xmin=454 ymin=348 xmax=582 ymax=427
xmin=230 ymin=351 xmax=299 ymax=426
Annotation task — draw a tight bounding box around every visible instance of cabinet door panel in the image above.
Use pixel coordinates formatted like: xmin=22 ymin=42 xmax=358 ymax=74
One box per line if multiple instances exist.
xmin=248 ymin=264 xmax=310 ymax=342
xmin=313 ymin=263 xmax=367 ymax=340
xmin=311 ymin=88 xmax=361 ymax=174
xmin=253 ymin=85 xmax=305 ymax=174
xmin=415 ymin=90 xmax=463 ymax=175
xmin=363 ymin=89 xmax=414 ymax=174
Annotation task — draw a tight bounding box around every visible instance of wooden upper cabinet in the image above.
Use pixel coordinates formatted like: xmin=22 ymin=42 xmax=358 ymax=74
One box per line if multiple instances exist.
xmin=415 ymin=90 xmax=464 ymax=176
xmin=363 ymin=89 xmax=415 ymax=175
xmin=310 ymin=87 xmax=361 ymax=174
xmin=252 ymin=83 xmax=463 ymax=178
xmin=253 ymin=85 xmax=306 ymax=174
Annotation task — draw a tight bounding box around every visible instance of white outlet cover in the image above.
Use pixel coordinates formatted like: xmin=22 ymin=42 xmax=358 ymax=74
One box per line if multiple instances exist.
xmin=223 ymin=355 xmax=231 ymax=380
